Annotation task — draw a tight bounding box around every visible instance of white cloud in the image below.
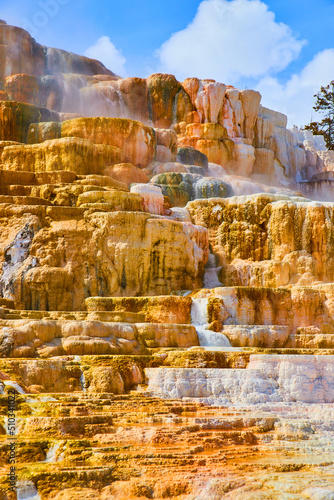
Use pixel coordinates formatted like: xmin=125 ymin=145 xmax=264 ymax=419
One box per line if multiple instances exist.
xmin=157 ymin=0 xmax=305 ymax=84
xmin=85 ymin=36 xmax=126 ymax=76
xmin=257 ymin=49 xmax=334 ymax=127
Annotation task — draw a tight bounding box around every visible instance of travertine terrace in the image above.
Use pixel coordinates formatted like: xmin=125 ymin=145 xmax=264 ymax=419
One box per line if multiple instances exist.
xmin=0 ymin=20 xmax=334 ymax=500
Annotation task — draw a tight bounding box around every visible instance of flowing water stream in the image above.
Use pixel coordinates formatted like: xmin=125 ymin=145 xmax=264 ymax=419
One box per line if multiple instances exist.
xmin=191 ymin=297 xmax=236 ymax=351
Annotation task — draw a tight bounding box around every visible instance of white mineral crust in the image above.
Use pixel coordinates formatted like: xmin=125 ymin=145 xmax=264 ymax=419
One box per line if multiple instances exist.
xmin=145 ymin=355 xmax=334 ymax=405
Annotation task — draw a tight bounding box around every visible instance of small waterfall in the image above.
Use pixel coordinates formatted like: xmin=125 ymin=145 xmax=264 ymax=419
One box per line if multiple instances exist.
xmin=203 ymin=251 xmax=223 ymax=289
xmin=44 ymin=442 xmax=61 ymax=463
xmin=61 ymin=77 xmax=81 ymax=114
xmin=16 ymin=480 xmax=41 ymax=500
xmin=80 ymin=372 xmax=87 ymax=393
xmin=196 ymin=328 xmax=231 ymax=348
xmin=4 ymin=381 xmax=25 ymax=394
xmin=191 ymin=298 xmax=233 ymax=350
xmin=108 ymin=87 xmax=127 ymax=117
xmin=78 ymin=82 xmax=128 ymax=119
xmin=74 ymin=356 xmax=87 ymax=392
xmin=191 ymin=298 xmax=209 ymax=325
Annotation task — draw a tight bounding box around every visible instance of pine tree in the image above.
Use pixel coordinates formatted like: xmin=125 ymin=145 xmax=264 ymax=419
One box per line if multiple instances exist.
xmin=304 ymin=81 xmax=334 ymax=150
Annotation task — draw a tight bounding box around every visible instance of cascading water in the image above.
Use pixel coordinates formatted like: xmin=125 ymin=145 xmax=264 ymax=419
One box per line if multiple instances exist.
xmin=61 ymin=77 xmax=82 ymax=114
xmin=197 ymin=329 xmax=232 ymax=348
xmin=203 ymin=251 xmax=223 ymax=289
xmin=4 ymin=381 xmax=25 ymax=394
xmin=191 ymin=298 xmax=235 ymax=351
xmin=80 ymin=372 xmax=87 ymax=393
xmin=110 ymin=87 xmax=127 ymax=117
xmin=16 ymin=480 xmax=41 ymax=500
xmin=74 ymin=356 xmax=87 ymax=392
xmin=44 ymin=443 xmax=61 ymax=463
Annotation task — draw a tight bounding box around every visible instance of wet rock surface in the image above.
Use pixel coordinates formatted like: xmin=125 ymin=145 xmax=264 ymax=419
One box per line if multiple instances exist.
xmin=1 ymin=389 xmax=334 ymax=499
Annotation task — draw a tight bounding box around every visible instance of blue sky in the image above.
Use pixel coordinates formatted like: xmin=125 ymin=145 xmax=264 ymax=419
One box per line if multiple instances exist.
xmin=1 ymin=0 xmax=334 ymax=125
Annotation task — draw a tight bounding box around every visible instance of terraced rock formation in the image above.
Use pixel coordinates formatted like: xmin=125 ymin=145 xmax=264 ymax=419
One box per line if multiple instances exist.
xmin=0 ymin=20 xmax=334 ymax=500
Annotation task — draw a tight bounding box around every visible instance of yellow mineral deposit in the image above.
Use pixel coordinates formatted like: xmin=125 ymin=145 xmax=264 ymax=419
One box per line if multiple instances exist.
xmin=0 ymin=20 xmax=333 ymax=500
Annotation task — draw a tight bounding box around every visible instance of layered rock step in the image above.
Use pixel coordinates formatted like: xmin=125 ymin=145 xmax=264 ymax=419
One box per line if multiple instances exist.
xmin=1 ymin=358 xmax=334 ymax=499
xmin=0 ymin=391 xmax=293 ymax=498
xmin=0 ymin=203 xmax=208 ymax=309
xmin=0 ymin=317 xmax=199 ymax=357
xmin=86 ymin=286 xmax=334 ymax=348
